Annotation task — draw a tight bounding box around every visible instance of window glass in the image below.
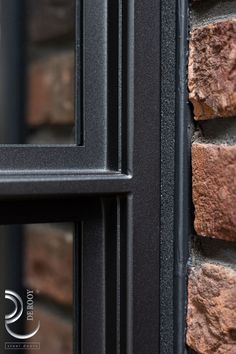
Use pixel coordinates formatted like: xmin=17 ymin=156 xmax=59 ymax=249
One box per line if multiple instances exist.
xmin=1 ymin=223 xmax=74 ymax=353
xmin=0 ymin=0 xmax=75 ymax=144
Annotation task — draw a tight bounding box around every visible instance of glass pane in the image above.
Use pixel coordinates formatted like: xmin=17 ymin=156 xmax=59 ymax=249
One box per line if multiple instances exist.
xmin=0 ymin=0 xmax=75 ymax=144
xmin=0 ymin=223 xmax=74 ymax=353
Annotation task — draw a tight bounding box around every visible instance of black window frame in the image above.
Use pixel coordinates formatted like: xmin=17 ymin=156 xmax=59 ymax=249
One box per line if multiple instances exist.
xmin=0 ymin=0 xmax=193 ymax=353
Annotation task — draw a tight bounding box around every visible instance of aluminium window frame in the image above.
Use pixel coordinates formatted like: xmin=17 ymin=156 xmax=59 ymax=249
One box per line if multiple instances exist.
xmin=0 ymin=0 xmax=192 ymax=353
xmin=160 ymin=0 xmax=193 ymax=353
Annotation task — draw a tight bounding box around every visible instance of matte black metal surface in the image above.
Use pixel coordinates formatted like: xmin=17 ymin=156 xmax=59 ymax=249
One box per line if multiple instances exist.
xmin=0 ymin=0 xmax=191 ymax=352
xmin=0 ymin=172 xmax=131 ymax=199
xmin=160 ymin=0 xmax=192 ymax=353
xmin=174 ymin=0 xmax=194 ymax=353
xmin=130 ymin=0 xmax=160 ymax=351
xmin=160 ymin=0 xmax=176 ymax=350
xmin=0 ymin=0 xmax=25 ymax=144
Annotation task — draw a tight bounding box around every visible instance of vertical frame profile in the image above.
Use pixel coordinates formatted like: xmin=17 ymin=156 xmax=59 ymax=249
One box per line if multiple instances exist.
xmin=160 ymin=0 xmax=193 ymax=352
xmin=0 ymin=0 xmax=25 ymax=144
xmin=174 ymin=0 xmax=193 ymax=352
xmin=0 ymin=0 xmax=193 ymax=352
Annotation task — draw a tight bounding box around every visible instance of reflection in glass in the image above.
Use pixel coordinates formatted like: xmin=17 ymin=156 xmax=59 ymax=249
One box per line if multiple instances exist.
xmin=0 ymin=223 xmax=74 ymax=353
xmin=0 ymin=0 xmax=75 ymax=144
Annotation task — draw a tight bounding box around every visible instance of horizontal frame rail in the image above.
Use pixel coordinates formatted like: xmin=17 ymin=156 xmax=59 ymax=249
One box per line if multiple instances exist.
xmin=0 ymin=172 xmax=132 ymax=198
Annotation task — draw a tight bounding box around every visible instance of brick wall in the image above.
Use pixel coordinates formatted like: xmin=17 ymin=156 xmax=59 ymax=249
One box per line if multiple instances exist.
xmin=186 ymin=1 xmax=236 ymax=353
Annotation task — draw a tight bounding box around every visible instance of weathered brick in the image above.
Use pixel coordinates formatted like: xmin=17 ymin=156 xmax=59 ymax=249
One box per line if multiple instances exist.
xmin=186 ymin=263 xmax=236 ymax=354
xmin=24 ymin=224 xmax=73 ymax=305
xmin=189 ymin=19 xmax=236 ymax=120
xmin=27 ymin=51 xmax=74 ymax=126
xmin=27 ymin=305 xmax=73 ymax=354
xmin=192 ymin=143 xmax=236 ymax=241
xmin=27 ymin=0 xmax=75 ymax=42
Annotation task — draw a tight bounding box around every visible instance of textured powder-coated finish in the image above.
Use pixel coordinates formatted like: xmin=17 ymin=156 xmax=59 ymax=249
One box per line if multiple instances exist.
xmin=0 ymin=0 xmax=162 ymax=353
xmin=192 ymin=143 xmax=236 ymax=241
xmin=132 ymin=0 xmax=161 ymax=351
xmin=189 ymin=19 xmax=236 ymax=120
xmin=0 ymin=0 xmax=193 ymax=352
xmin=160 ymin=0 xmax=176 ymax=351
xmin=160 ymin=0 xmax=193 ymax=352
xmin=186 ymin=263 xmax=236 ymax=354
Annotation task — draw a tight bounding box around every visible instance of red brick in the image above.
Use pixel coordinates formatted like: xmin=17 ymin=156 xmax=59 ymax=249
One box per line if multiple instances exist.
xmin=27 ymin=305 xmax=73 ymax=354
xmin=24 ymin=224 xmax=73 ymax=305
xmin=192 ymin=143 xmax=236 ymax=241
xmin=189 ymin=20 xmax=236 ymax=120
xmin=27 ymin=0 xmax=75 ymax=42
xmin=186 ymin=263 xmax=236 ymax=354
xmin=27 ymin=51 xmax=74 ymax=126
